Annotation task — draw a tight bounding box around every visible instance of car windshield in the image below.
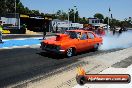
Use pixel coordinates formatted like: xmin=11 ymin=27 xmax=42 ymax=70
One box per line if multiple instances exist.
xmin=65 ymin=31 xmax=81 ymax=39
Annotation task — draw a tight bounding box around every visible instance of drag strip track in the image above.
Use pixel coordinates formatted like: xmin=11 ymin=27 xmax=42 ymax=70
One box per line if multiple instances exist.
xmin=0 ymin=47 xmax=122 ymax=87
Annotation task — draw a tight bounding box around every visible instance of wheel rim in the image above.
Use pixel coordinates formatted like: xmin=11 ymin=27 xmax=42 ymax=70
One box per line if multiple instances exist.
xmin=67 ymin=48 xmax=73 ymax=57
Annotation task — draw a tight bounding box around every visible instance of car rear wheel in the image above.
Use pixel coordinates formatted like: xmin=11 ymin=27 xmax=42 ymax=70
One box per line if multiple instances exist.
xmin=66 ymin=48 xmax=73 ymax=57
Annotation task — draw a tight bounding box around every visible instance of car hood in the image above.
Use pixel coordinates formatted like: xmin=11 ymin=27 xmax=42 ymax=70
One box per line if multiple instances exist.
xmin=42 ymin=34 xmax=70 ymax=45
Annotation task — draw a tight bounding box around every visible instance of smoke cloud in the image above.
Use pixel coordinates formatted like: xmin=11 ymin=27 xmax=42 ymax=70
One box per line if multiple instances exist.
xmin=100 ymin=30 xmax=132 ymax=50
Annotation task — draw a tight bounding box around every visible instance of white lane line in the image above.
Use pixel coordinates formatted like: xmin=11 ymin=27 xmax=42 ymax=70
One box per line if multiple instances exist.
xmin=2 ymin=47 xmax=9 ymax=49
xmin=23 ymin=45 xmax=30 ymax=47
xmin=0 ymin=44 xmax=40 ymax=50
xmin=13 ymin=46 xmax=19 ymax=47
xmin=3 ymin=40 xmax=9 ymax=42
xmin=14 ymin=37 xmax=43 ymax=40
xmin=36 ymin=44 xmax=41 ymax=46
xmin=2 ymin=37 xmax=43 ymax=41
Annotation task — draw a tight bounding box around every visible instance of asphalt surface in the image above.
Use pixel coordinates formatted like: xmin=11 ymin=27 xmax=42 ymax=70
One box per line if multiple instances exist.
xmin=112 ymin=56 xmax=132 ymax=68
xmin=0 ymin=46 xmax=122 ymax=88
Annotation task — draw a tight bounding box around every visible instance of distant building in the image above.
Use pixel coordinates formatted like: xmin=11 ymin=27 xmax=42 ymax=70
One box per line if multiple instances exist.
xmin=51 ymin=19 xmax=83 ymax=32
xmin=88 ymin=18 xmax=107 ymax=28
xmin=70 ymin=23 xmax=83 ymax=28
xmin=0 ymin=13 xmax=52 ymax=34
xmin=0 ymin=13 xmax=20 ymax=28
xmin=51 ymin=19 xmax=72 ymax=28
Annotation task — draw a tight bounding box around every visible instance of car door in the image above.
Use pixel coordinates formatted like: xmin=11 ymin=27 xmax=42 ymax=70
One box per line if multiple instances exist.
xmin=76 ymin=32 xmax=89 ymax=52
xmin=87 ymin=32 xmax=95 ymax=49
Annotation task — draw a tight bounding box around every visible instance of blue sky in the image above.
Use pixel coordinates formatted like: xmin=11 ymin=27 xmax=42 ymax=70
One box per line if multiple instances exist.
xmin=21 ymin=0 xmax=132 ymax=20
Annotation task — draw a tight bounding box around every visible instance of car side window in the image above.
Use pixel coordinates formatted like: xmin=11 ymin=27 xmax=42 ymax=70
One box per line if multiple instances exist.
xmin=80 ymin=33 xmax=88 ymax=40
xmin=88 ymin=33 xmax=95 ymax=39
xmin=77 ymin=32 xmax=81 ymax=39
xmin=66 ymin=31 xmax=77 ymax=39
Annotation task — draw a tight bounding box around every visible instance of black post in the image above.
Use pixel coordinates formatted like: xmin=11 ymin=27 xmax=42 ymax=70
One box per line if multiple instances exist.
xmin=43 ymin=24 xmax=47 ymax=39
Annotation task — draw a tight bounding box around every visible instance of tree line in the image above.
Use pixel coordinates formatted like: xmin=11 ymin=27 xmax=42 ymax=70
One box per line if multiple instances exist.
xmin=0 ymin=0 xmax=88 ymax=24
xmin=94 ymin=13 xmax=132 ymax=28
xmin=0 ymin=0 xmax=132 ymax=27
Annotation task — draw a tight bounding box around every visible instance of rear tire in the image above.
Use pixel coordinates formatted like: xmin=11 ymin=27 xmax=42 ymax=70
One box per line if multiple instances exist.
xmin=94 ymin=44 xmax=99 ymax=51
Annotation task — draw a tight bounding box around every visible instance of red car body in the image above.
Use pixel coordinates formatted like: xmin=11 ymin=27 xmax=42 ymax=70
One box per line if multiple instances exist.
xmin=40 ymin=30 xmax=103 ymax=57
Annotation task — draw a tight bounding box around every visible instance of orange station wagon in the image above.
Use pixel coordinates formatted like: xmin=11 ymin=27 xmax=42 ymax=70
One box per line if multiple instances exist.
xmin=40 ymin=30 xmax=103 ymax=57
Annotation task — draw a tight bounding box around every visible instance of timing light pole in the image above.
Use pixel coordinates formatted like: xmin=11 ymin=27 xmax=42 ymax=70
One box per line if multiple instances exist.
xmin=68 ymin=9 xmax=70 ymax=30
xmin=15 ymin=0 xmax=16 ymax=19
xmin=74 ymin=6 xmax=76 ymax=23
xmin=107 ymin=7 xmax=111 ymax=32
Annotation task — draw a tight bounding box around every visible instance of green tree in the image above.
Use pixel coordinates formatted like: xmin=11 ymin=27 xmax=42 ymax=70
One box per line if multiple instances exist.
xmin=0 ymin=0 xmax=6 ymax=16
xmin=104 ymin=17 xmax=108 ymax=24
xmin=0 ymin=0 xmax=19 ymax=16
xmin=69 ymin=9 xmax=74 ymax=22
xmin=54 ymin=9 xmax=80 ymax=22
xmin=75 ymin=11 xmax=79 ymax=22
xmin=55 ymin=10 xmax=68 ymax=20
xmin=104 ymin=17 xmax=121 ymax=27
xmin=56 ymin=10 xmax=61 ymax=16
xmin=94 ymin=13 xmax=104 ymax=19
xmin=51 ymin=14 xmax=57 ymax=19
xmin=31 ymin=10 xmax=40 ymax=15
xmin=6 ymin=0 xmax=15 ymax=13
xmin=16 ymin=1 xmax=25 ymax=14
xmin=61 ymin=12 xmax=68 ymax=20
xmin=79 ymin=17 xmax=88 ymax=24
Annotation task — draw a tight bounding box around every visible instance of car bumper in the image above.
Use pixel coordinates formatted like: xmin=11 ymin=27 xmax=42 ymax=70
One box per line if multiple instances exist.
xmin=40 ymin=46 xmax=65 ymax=54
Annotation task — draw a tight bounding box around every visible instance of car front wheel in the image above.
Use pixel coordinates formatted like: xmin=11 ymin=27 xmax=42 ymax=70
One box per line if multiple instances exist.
xmin=66 ymin=48 xmax=73 ymax=57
